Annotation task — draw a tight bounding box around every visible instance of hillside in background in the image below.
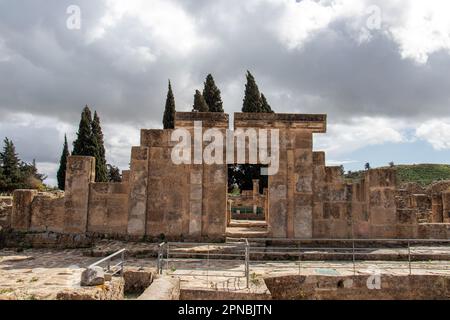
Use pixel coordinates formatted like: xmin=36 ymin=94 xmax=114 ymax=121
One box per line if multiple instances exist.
xmin=345 ymin=164 xmax=450 ymax=186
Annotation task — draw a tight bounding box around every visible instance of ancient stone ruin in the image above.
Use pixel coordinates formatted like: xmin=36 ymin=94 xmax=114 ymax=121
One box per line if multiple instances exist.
xmin=3 ymin=112 xmax=450 ymax=241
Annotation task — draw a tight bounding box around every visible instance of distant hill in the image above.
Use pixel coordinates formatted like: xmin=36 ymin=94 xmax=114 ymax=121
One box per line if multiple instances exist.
xmin=345 ymin=164 xmax=450 ymax=186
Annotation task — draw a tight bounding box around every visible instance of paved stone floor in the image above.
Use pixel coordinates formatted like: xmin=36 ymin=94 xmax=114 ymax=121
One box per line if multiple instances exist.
xmin=1 ymin=245 xmax=449 ymax=299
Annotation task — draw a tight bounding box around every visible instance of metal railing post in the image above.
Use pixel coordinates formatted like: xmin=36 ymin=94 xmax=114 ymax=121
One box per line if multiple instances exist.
xmin=120 ymin=250 xmax=125 ymax=276
xmin=408 ymin=241 xmax=412 ymax=275
xmin=207 ymin=245 xmax=210 ymax=289
xmin=157 ymin=242 xmax=165 ymax=275
xmin=352 ymin=239 xmax=356 ymax=276
xmin=245 ymin=239 xmax=250 ymax=289
xmin=298 ymin=240 xmax=302 ymax=275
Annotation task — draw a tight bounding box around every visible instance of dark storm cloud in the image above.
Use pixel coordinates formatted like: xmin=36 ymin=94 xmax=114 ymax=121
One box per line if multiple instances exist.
xmin=1 ymin=0 xmax=450 ymax=127
xmin=1 ymin=0 xmax=450 ymax=184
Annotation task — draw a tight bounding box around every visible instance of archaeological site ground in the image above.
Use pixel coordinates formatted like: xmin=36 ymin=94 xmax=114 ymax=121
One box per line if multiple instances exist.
xmin=0 ymin=112 xmax=449 ymax=301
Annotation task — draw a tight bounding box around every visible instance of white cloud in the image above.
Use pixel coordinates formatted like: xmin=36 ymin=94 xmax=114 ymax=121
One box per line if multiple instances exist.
xmin=386 ymin=0 xmax=450 ymax=64
xmin=274 ymin=0 xmax=450 ymax=64
xmin=416 ymin=119 xmax=450 ymax=150
xmin=88 ymin=0 xmax=217 ymax=56
xmin=315 ymin=117 xmax=406 ymax=157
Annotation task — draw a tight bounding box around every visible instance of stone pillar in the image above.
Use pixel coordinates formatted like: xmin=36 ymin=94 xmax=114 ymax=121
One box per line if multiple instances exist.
xmin=202 ymin=164 xmax=227 ymax=240
xmin=442 ymin=191 xmax=450 ymax=224
xmin=367 ymin=169 xmax=397 ymax=238
xmin=127 ymin=147 xmax=149 ymax=237
xmin=252 ymin=179 xmax=260 ymax=197
xmin=189 ymin=168 xmax=203 ymax=238
xmin=431 ymin=194 xmax=444 ymax=223
xmin=64 ymin=156 xmax=95 ymax=234
xmin=11 ymin=190 xmax=38 ymax=231
xmin=292 ymin=130 xmax=314 ymax=239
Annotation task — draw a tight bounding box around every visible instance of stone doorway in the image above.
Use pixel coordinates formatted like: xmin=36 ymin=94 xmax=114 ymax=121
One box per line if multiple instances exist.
xmin=226 ymin=164 xmax=269 ymax=239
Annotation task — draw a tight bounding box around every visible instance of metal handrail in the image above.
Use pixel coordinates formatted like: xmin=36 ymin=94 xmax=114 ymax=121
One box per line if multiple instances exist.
xmin=89 ymin=248 xmax=126 ymax=276
xmin=157 ymin=238 xmax=450 ymax=289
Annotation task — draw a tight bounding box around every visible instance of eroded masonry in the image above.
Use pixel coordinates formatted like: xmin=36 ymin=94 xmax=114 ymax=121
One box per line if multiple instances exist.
xmin=2 ymin=112 xmax=450 ymax=241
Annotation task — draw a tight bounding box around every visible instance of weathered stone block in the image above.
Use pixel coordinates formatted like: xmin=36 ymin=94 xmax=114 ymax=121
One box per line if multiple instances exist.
xmin=12 ymin=190 xmax=38 ymax=231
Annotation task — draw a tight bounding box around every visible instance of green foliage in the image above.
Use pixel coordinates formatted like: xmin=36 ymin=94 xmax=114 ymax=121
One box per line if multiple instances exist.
xmin=192 ymin=90 xmax=209 ymax=112
xmin=228 ymin=164 xmax=268 ymax=193
xmin=107 ymin=164 xmax=122 ymax=182
xmin=57 ymin=135 xmax=70 ymax=190
xmin=72 ymin=106 xmax=96 ymax=157
xmin=242 ymin=71 xmax=262 ymax=113
xmin=242 ymin=71 xmax=275 ymax=113
xmin=92 ymin=112 xmax=108 ymax=183
xmin=260 ymin=93 xmax=274 ymax=113
xmin=345 ymin=164 xmax=450 ymax=187
xmin=203 ymin=74 xmax=224 ymax=112
xmin=0 ymin=138 xmax=47 ymax=192
xmin=163 ymin=80 xmax=176 ymax=129
xmin=395 ymin=164 xmax=450 ymax=186
xmin=72 ymin=106 xmax=109 ymax=183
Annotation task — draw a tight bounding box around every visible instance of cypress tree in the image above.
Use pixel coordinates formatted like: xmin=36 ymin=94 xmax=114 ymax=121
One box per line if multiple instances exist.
xmin=0 ymin=138 xmax=21 ymax=183
xmin=242 ymin=71 xmax=263 ymax=113
xmin=163 ymin=81 xmax=176 ymax=129
xmin=0 ymin=164 xmax=5 ymax=190
xmin=192 ymin=90 xmax=209 ymax=112
xmin=73 ymin=106 xmax=95 ymax=157
xmin=260 ymin=93 xmax=274 ymax=113
xmin=203 ymin=74 xmax=224 ymax=112
xmin=92 ymin=111 xmax=108 ymax=182
xmin=57 ymin=135 xmax=70 ymax=190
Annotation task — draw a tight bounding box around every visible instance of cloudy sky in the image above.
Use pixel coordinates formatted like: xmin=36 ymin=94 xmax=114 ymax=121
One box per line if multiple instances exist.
xmin=1 ymin=0 xmax=450 ymax=186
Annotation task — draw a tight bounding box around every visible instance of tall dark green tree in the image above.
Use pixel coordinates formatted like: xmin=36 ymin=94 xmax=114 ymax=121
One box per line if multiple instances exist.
xmin=260 ymin=93 xmax=274 ymax=113
xmin=57 ymin=135 xmax=70 ymax=190
xmin=92 ymin=111 xmax=108 ymax=182
xmin=0 ymin=164 xmax=5 ymax=190
xmin=72 ymin=106 xmax=95 ymax=157
xmin=0 ymin=138 xmax=21 ymax=184
xmin=192 ymin=90 xmax=209 ymax=112
xmin=163 ymin=81 xmax=176 ymax=129
xmin=203 ymin=74 xmax=224 ymax=112
xmin=242 ymin=71 xmax=263 ymax=113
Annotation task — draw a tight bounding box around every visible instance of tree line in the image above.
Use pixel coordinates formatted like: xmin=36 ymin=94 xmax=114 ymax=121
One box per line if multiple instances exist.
xmin=0 ymin=138 xmax=47 ymax=193
xmin=1 ymin=71 xmax=273 ymax=194
xmin=57 ymin=106 xmax=122 ymax=190
xmin=163 ymin=71 xmax=274 ymax=129
xmin=162 ymin=71 xmax=274 ymax=193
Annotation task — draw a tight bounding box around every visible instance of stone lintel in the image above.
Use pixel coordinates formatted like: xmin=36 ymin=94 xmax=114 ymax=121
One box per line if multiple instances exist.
xmin=234 ymin=113 xmax=327 ymax=133
xmin=175 ymin=112 xmax=229 ymax=128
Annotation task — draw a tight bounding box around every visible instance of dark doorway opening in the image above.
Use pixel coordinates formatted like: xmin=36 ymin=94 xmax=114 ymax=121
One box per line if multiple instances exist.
xmin=227 ymin=164 xmax=268 ymax=195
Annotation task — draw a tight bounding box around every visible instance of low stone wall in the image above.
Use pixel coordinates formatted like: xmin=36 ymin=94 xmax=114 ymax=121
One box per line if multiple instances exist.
xmin=56 ymin=277 xmax=124 ymax=300
xmin=30 ymin=193 xmax=65 ymax=233
xmin=123 ymin=268 xmax=153 ymax=295
xmin=180 ymin=289 xmax=271 ymax=300
xmin=264 ymin=274 xmax=450 ymax=300
xmin=137 ymin=277 xmax=180 ymax=300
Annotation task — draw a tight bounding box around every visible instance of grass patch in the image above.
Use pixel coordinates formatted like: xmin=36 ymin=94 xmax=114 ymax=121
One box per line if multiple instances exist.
xmin=345 ymin=164 xmax=450 ymax=187
xmin=0 ymin=288 xmax=14 ymax=294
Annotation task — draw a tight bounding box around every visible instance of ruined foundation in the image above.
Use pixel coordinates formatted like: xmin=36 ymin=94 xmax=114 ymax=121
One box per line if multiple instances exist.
xmin=2 ymin=112 xmax=450 ymax=242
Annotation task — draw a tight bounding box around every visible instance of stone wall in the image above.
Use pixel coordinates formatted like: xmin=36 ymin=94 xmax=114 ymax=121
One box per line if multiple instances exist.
xmin=6 ymin=112 xmax=450 ymax=241
xmin=0 ymin=197 xmax=12 ymax=229
xmin=264 ymin=274 xmax=450 ymax=300
xmin=30 ymin=193 xmax=65 ymax=233
xmin=88 ymin=182 xmax=129 ymax=235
